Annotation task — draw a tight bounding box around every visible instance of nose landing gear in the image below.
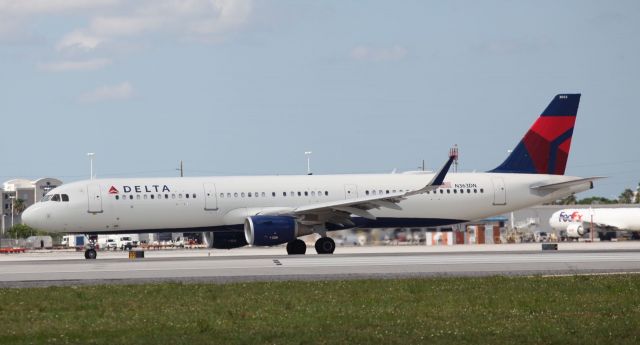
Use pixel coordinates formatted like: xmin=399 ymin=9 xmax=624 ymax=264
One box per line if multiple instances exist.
xmin=84 ymin=244 xmax=97 ymax=260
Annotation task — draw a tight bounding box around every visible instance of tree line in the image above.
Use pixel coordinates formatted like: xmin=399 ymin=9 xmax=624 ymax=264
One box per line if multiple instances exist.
xmin=551 ymin=182 xmax=640 ymax=205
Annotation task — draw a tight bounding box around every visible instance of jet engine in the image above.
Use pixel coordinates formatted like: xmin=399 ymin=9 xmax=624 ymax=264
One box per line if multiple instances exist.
xmin=244 ymin=216 xmax=307 ymax=246
xmin=566 ymin=223 xmax=585 ymax=238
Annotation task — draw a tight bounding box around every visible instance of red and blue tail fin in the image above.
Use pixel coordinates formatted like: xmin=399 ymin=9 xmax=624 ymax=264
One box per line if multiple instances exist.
xmin=490 ymin=94 xmax=581 ymax=175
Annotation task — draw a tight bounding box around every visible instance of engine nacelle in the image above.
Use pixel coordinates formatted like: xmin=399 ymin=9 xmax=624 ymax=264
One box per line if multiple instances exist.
xmin=566 ymin=223 xmax=585 ymax=238
xmin=244 ymin=216 xmax=298 ymax=246
xmin=212 ymin=231 xmax=248 ymax=249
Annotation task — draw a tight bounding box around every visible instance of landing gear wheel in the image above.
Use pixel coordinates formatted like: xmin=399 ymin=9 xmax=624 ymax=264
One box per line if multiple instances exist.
xmin=84 ymin=248 xmax=97 ymax=260
xmin=315 ymin=237 xmax=335 ymax=254
xmin=286 ymin=239 xmax=307 ymax=255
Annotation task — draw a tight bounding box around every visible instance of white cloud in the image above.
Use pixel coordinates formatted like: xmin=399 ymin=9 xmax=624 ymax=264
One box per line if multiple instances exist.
xmin=0 ymin=0 xmax=119 ymax=15
xmin=53 ymin=0 xmax=253 ymax=52
xmin=37 ymin=58 xmax=112 ymax=72
xmin=79 ymin=82 xmax=133 ymax=103
xmin=56 ymin=30 xmax=103 ymax=51
xmin=350 ymin=45 xmax=408 ymax=62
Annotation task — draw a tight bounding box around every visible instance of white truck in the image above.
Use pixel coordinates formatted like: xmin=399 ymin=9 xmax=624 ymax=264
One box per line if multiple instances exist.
xmin=97 ymin=234 xmax=139 ymax=250
xmin=61 ymin=235 xmax=89 ymax=248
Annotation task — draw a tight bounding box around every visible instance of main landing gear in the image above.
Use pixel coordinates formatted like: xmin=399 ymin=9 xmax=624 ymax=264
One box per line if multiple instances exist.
xmin=286 ymin=239 xmax=307 ymax=255
xmin=315 ymin=237 xmax=335 ymax=254
xmin=286 ymin=237 xmax=336 ymax=255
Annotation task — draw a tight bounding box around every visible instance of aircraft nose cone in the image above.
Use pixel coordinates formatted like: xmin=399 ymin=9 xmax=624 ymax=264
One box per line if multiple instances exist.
xmin=21 ymin=206 xmax=40 ymax=229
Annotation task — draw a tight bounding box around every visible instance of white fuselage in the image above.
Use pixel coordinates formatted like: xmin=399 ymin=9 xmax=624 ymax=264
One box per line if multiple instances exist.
xmin=550 ymin=208 xmax=640 ymax=232
xmin=23 ymin=172 xmax=591 ymax=234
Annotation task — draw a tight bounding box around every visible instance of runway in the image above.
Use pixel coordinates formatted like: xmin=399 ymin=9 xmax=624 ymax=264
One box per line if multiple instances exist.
xmin=2 ymin=243 xmax=640 ymax=287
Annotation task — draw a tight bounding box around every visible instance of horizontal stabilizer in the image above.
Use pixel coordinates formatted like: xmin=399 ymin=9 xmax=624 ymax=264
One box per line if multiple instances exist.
xmin=530 ymin=177 xmax=605 ymax=190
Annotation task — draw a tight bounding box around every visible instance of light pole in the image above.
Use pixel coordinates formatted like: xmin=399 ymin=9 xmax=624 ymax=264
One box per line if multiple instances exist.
xmin=87 ymin=153 xmax=95 ymax=179
xmin=304 ymin=151 xmax=312 ymax=175
xmin=1 ymin=214 xmax=5 ymax=237
xmin=9 ymin=195 xmax=15 ymax=233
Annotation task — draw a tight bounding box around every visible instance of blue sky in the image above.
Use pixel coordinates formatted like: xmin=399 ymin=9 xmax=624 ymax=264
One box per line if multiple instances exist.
xmin=0 ymin=0 xmax=638 ymax=199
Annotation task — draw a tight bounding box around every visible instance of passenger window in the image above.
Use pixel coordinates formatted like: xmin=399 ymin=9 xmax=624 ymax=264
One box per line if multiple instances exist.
xmin=151 ymin=195 xmax=155 ymax=199
xmin=304 ymin=191 xmax=308 ymax=196
xmin=440 ymin=190 xmax=443 ymax=194
xmin=165 ymin=194 xmax=169 ymax=199
xmin=158 ymin=194 xmax=162 ymax=199
xmin=186 ymin=194 xmax=189 ymax=199
xmin=318 ymin=191 xmax=322 ymax=196
xmin=460 ymin=189 xmax=464 ymax=194
xmin=136 ymin=195 xmax=141 ymax=200
xmin=372 ymin=190 xmax=377 ymax=195
xmin=172 ymin=194 xmax=176 ymax=199
xmin=447 ymin=190 xmax=450 ymax=194
xmin=241 ymin=192 xmax=245 ymax=197
xmin=256 ymin=192 xmax=260 ymax=197
xmin=311 ymin=191 xmax=316 ymax=196
xmin=62 ymin=194 xmax=69 ymax=202
xmin=262 ymin=192 xmax=266 ymax=197
xmin=325 ymin=191 xmax=328 ymax=196
xmin=480 ymin=188 xmax=484 ymax=193
xmin=378 ymin=190 xmax=383 ymax=195
xmin=179 ymin=194 xmax=183 ymax=199
xmin=283 ymin=192 xmax=287 ymax=197
xmin=130 ymin=195 xmax=134 ymax=200
xmin=219 ymin=193 xmax=224 ymax=198
xmin=248 ymin=192 xmax=252 ymax=197
xmin=366 ymin=190 xmax=370 ymax=195
xmin=467 ymin=189 xmax=471 ymax=194
xmin=298 ymin=191 xmax=301 ymax=196
xmin=192 ymin=194 xmax=196 ymax=198
xmin=144 ymin=195 xmax=148 ymax=200
xmin=272 ymin=192 xmax=276 ymax=197
xmin=453 ymin=189 xmax=457 ymax=194
xmin=386 ymin=190 xmax=389 ymax=194
xmin=474 ymin=189 xmax=477 ymax=193
xmin=234 ymin=193 xmax=238 ymax=197
xmin=290 ymin=191 xmax=294 ymax=197
xmin=227 ymin=193 xmax=231 ymax=198
xmin=115 ymin=195 xmax=120 ymax=200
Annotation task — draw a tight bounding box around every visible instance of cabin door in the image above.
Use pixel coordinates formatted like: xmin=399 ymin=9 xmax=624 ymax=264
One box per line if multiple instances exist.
xmin=491 ymin=177 xmax=506 ymax=205
xmin=87 ymin=184 xmax=103 ymax=213
xmin=203 ymin=183 xmax=219 ymax=210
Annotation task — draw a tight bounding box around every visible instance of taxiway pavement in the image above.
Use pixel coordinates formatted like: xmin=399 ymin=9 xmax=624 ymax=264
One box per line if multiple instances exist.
xmin=1 ymin=243 xmax=640 ymax=287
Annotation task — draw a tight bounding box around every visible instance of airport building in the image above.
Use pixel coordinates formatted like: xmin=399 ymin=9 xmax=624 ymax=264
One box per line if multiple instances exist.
xmin=1 ymin=178 xmax=62 ymax=234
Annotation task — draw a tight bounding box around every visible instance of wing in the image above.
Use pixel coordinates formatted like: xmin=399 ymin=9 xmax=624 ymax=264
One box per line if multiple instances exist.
xmin=261 ymin=155 xmax=456 ymax=227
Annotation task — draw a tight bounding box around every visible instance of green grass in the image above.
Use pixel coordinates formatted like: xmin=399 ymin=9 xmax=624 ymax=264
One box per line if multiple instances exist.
xmin=1 ymin=275 xmax=639 ymax=344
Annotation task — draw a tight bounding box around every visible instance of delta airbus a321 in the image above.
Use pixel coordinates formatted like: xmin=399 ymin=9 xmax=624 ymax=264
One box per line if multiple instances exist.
xmin=23 ymin=94 xmax=600 ymax=259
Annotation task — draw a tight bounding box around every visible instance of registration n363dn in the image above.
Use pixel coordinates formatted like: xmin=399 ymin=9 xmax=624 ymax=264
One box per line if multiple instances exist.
xmin=23 ymin=94 xmax=600 ymax=259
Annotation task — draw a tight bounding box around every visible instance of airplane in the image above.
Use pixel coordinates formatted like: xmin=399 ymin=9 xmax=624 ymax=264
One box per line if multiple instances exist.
xmin=22 ymin=93 xmax=600 ymax=259
xmin=549 ymin=208 xmax=640 ymax=240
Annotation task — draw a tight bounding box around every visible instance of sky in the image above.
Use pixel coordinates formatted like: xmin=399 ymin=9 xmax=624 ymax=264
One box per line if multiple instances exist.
xmin=0 ymin=0 xmax=639 ymax=200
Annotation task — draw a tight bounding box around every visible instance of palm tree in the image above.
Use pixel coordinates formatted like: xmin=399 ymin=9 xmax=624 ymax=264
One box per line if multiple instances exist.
xmin=618 ymin=189 xmax=634 ymax=204
xmin=12 ymin=198 xmax=26 ymax=215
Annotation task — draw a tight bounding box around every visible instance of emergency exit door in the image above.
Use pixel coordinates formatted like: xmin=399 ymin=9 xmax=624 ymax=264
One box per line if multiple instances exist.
xmin=344 ymin=184 xmax=358 ymax=199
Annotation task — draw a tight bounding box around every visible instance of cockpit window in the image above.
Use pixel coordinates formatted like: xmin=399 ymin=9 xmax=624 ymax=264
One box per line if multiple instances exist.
xmin=41 ymin=195 xmax=52 ymax=202
xmin=61 ymin=194 xmax=69 ymax=202
xmin=51 ymin=194 xmax=61 ymax=202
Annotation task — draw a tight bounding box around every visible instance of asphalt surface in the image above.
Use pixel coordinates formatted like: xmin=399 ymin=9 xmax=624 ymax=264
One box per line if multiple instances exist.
xmin=1 ymin=243 xmax=640 ymax=287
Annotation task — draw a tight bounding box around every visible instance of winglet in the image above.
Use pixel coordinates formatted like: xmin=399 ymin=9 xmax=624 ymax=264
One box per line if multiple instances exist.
xmin=405 ymin=154 xmax=456 ymax=196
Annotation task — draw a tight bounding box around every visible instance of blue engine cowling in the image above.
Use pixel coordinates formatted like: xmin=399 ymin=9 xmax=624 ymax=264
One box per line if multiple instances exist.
xmin=244 ymin=216 xmax=298 ymax=246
